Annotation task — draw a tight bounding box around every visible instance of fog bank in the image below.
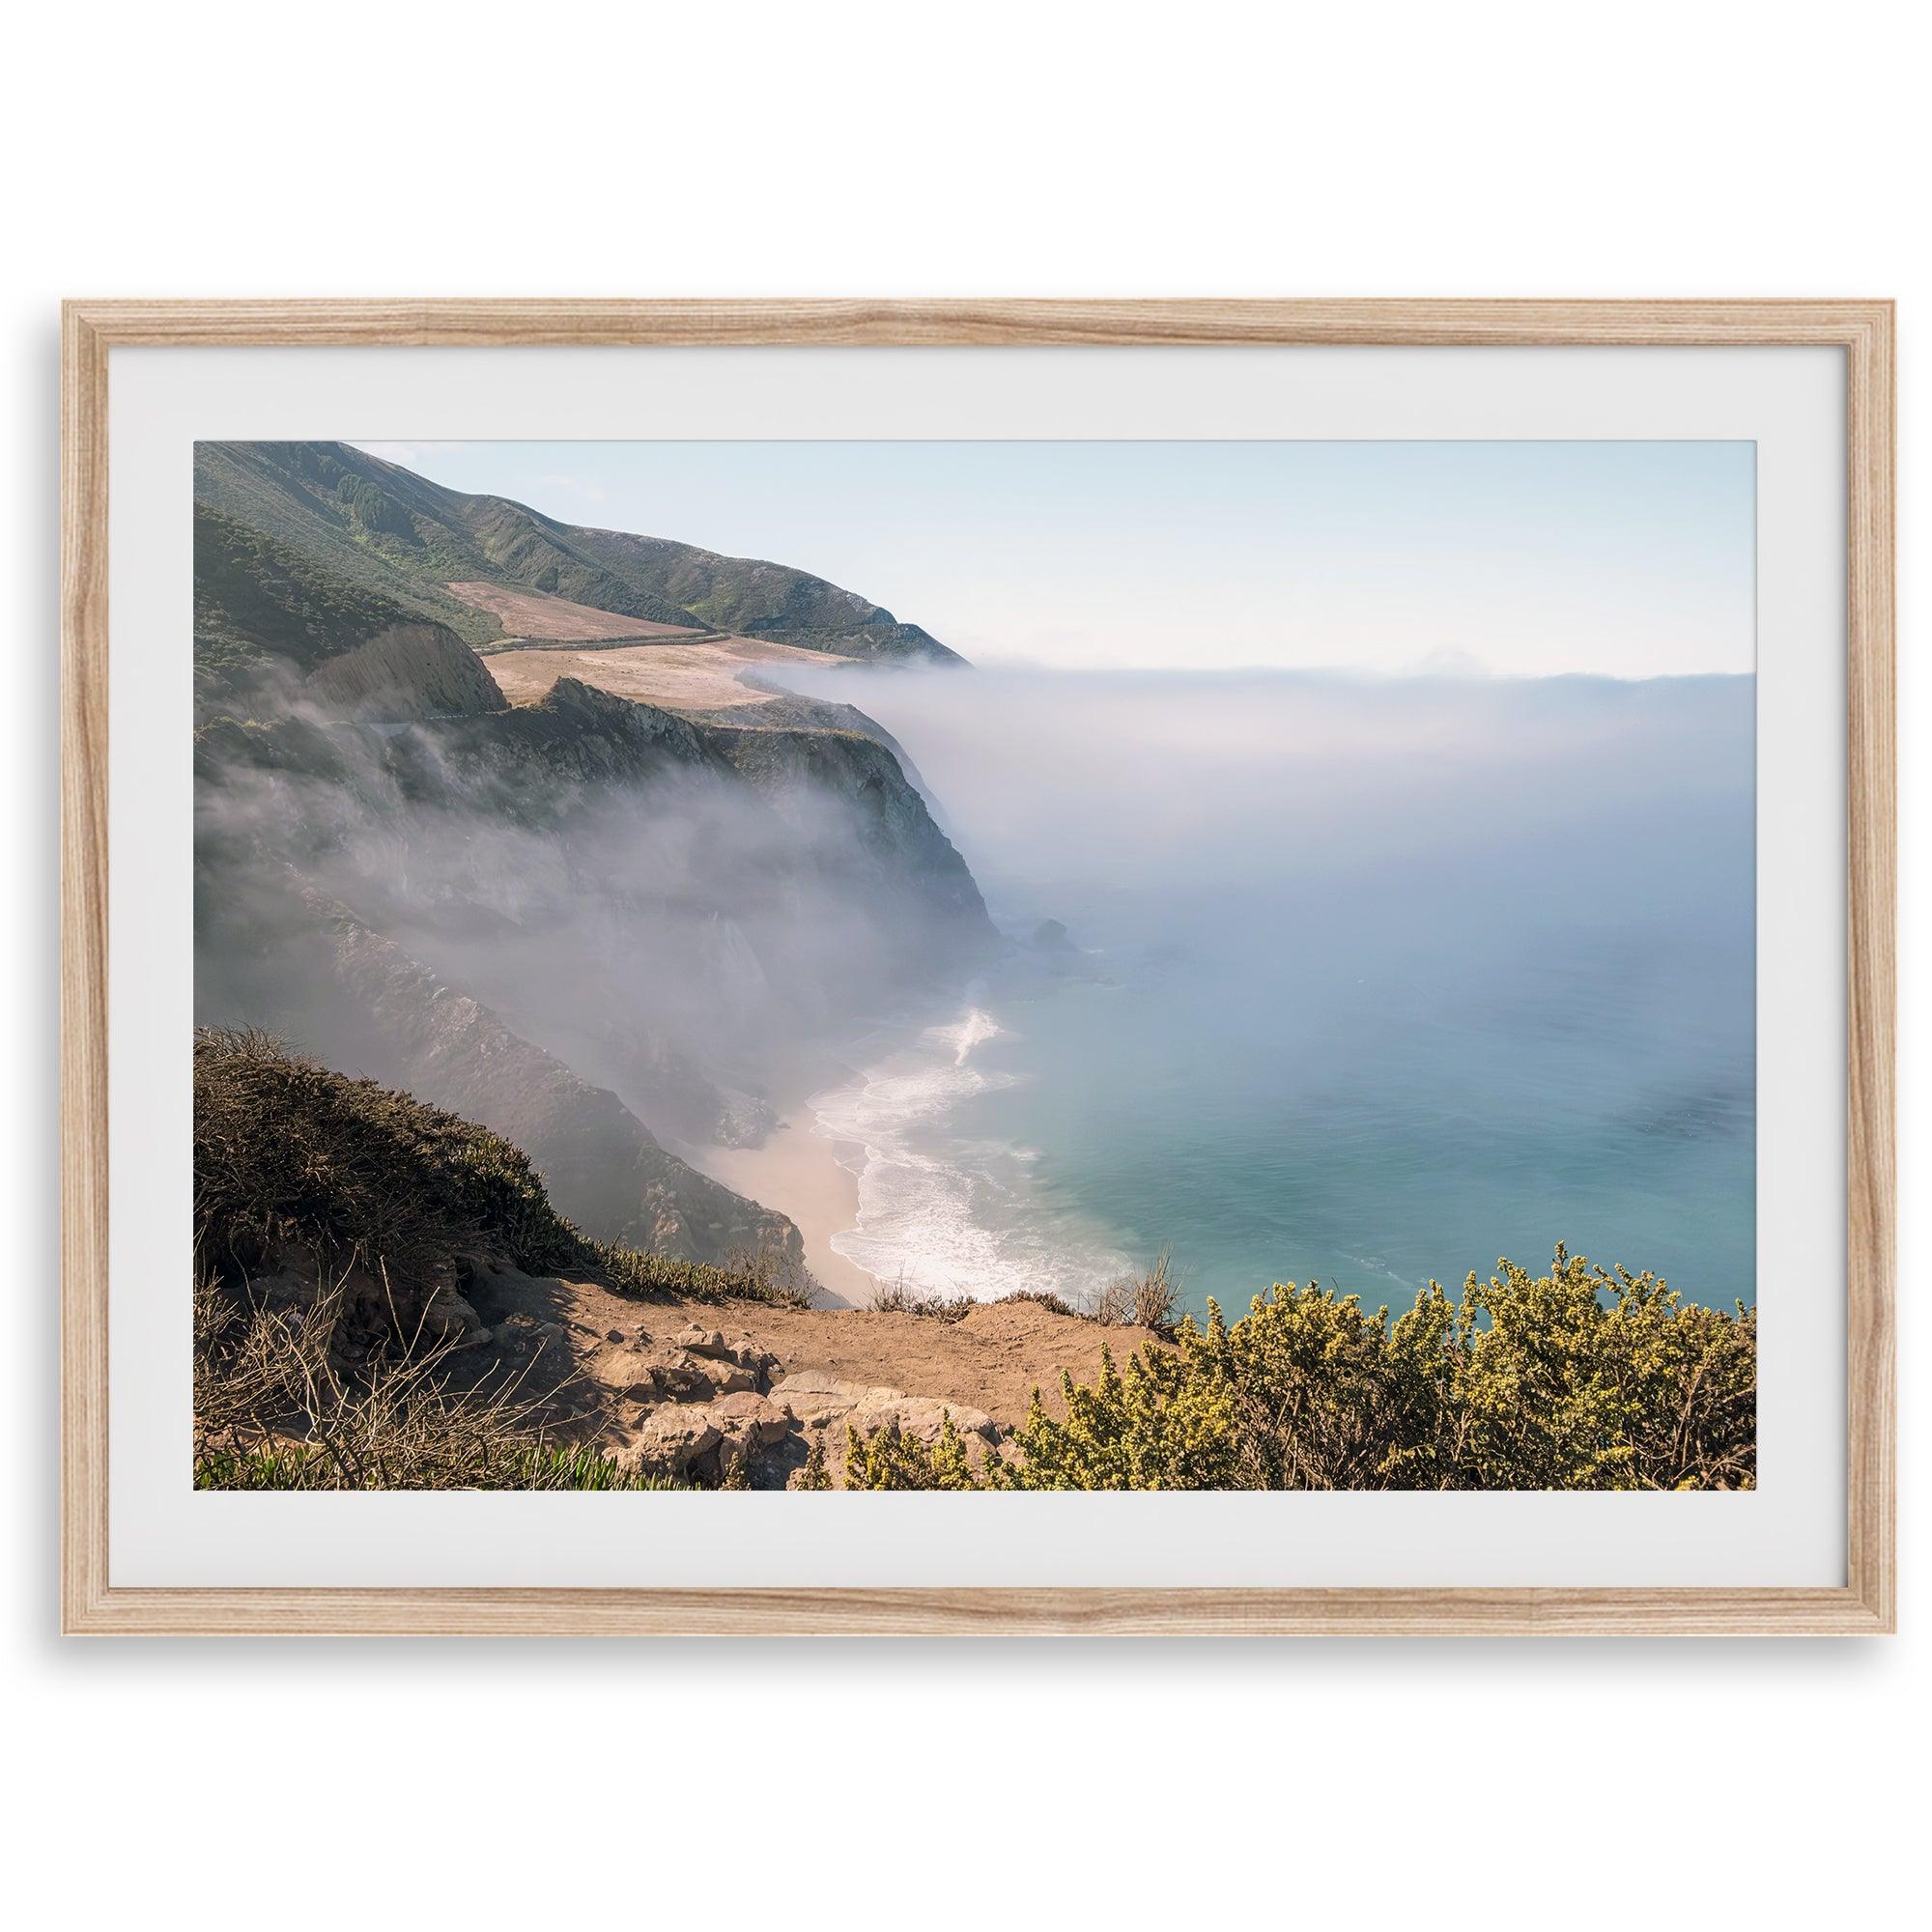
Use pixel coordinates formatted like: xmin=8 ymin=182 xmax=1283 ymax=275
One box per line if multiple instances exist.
xmin=775 ymin=665 xmax=1757 ymax=1309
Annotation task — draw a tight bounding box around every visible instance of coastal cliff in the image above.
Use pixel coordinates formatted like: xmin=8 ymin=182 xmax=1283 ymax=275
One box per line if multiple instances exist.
xmin=193 ymin=442 xmax=992 ymax=1275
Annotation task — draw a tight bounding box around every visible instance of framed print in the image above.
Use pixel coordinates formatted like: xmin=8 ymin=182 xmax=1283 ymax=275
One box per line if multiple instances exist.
xmin=60 ymin=299 xmax=1894 ymax=1634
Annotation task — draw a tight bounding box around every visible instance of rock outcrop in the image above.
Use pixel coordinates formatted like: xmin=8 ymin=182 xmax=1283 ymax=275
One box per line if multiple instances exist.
xmin=769 ymin=1369 xmax=1000 ymax=1447
xmin=301 ymin=621 xmax=508 ymax=723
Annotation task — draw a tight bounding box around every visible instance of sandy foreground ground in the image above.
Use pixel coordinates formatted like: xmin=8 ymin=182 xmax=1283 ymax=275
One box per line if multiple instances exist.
xmin=688 ymin=1111 xmax=878 ymax=1308
xmin=475 ymin=1260 xmax=1161 ymax=1445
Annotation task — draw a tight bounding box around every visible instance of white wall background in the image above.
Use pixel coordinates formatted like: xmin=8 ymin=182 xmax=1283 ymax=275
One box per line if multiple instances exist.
xmin=2 ymin=4 xmax=1919 ymax=1925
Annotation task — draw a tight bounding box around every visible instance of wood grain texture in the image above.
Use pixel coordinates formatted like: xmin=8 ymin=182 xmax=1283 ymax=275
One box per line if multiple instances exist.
xmin=59 ymin=298 xmax=1896 ymax=1636
xmin=57 ymin=1585 xmax=1888 ymax=1637
xmin=62 ymin=305 xmax=110 ymax=1636
xmin=1843 ymin=303 xmax=1897 ymax=1633
xmin=58 ymin=296 xmax=1900 ymax=348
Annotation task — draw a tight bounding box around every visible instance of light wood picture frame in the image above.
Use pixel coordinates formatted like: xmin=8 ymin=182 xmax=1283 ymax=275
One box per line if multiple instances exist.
xmin=61 ymin=298 xmax=1895 ymax=1635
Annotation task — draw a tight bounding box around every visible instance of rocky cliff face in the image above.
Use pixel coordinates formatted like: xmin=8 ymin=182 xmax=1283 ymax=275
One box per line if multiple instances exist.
xmin=194 ymin=442 xmax=995 ymax=1281
xmin=195 ymin=636 xmax=994 ymax=1271
xmin=293 ymin=896 xmax=800 ymax=1264
xmin=301 ymin=621 xmax=508 ymax=723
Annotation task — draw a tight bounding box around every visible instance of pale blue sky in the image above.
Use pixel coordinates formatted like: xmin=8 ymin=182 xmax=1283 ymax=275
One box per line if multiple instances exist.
xmin=357 ymin=440 xmax=1755 ymax=677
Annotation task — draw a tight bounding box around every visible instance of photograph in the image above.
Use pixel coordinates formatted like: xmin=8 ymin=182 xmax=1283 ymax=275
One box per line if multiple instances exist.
xmin=13 ymin=8 xmax=1920 ymax=1925
xmin=190 ymin=434 xmax=1761 ymax=1494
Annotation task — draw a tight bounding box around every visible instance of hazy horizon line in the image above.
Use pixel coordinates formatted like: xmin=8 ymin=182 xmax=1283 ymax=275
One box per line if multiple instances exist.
xmin=355 ymin=438 xmax=1757 ymax=683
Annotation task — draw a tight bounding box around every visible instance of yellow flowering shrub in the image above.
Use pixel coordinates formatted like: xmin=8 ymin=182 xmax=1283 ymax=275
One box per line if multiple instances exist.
xmin=842 ymin=1246 xmax=1755 ymax=1492
xmin=843 ymin=1413 xmax=983 ymax=1490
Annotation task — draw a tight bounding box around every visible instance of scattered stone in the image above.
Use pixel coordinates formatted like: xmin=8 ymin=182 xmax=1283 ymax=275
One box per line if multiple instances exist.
xmin=708 ymin=1391 xmax=791 ymax=1447
xmin=626 ymin=1406 xmax=722 ymax=1474
xmin=767 ymin=1370 xmax=874 ymax=1428
xmin=672 ymin=1325 xmax=779 ymax=1381
xmin=852 ymin=1392 xmax=999 ymax=1447
xmin=495 ymin=1312 xmax=565 ymax=1358
xmin=769 ymin=1371 xmax=997 ymax=1445
xmin=698 ymin=1357 xmax=759 ymax=1396
xmin=421 ymin=1287 xmax=491 ymax=1350
xmin=645 ymin=1351 xmax=717 ymax=1402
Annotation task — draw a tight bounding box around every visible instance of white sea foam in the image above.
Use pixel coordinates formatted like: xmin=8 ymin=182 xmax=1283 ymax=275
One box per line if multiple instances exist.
xmin=940 ymin=1007 xmax=1003 ymax=1065
xmin=810 ymin=1005 xmax=1129 ymax=1302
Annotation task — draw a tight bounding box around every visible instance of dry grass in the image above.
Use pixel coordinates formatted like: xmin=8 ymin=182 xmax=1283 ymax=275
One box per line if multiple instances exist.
xmin=444 ymin=580 xmax=702 ymax=642
xmin=1086 ymin=1249 xmax=1183 ymax=1331
xmin=995 ymin=1289 xmax=1083 ymax=1320
xmin=192 ymin=1264 xmax=675 ymax=1491
xmin=866 ymin=1274 xmax=980 ymax=1322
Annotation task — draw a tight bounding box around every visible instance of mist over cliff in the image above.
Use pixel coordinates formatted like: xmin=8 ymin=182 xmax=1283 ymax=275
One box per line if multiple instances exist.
xmin=194 ymin=676 xmax=995 ymax=1261
xmin=191 ymin=443 xmax=992 ymax=1272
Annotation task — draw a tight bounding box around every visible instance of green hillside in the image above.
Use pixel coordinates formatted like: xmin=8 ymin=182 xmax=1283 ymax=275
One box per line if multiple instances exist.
xmin=193 ymin=440 xmax=967 ymax=665
xmin=195 ymin=503 xmax=425 ymax=682
xmin=193 ymin=441 xmax=696 ymax=643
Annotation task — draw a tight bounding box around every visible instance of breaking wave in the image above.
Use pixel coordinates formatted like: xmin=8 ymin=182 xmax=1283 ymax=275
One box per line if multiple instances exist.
xmin=808 ymin=1004 xmax=1129 ymax=1303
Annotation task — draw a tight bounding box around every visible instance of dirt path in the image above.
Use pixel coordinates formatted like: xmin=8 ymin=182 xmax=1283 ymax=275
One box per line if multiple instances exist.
xmin=446 ymin=581 xmax=705 ymax=641
xmin=484 ymin=635 xmax=854 ymax=712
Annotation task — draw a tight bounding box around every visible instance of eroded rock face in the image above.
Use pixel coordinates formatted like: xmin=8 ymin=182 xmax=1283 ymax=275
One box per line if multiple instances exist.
xmin=301 ymin=622 xmax=509 ymax=723
xmin=589 ymin=1327 xmax=781 ymax=1405
xmin=421 ymin=1285 xmax=492 ymax=1350
xmin=857 ymin=1394 xmax=1000 ymax=1447
xmin=763 ymin=1370 xmax=876 ymax=1429
xmin=193 ymin=674 xmax=989 ymax=1272
xmin=601 ymin=1345 xmax=1006 ymax=1486
xmin=619 ymin=1388 xmax=792 ymax=1481
xmin=768 ymin=1370 xmax=998 ymax=1446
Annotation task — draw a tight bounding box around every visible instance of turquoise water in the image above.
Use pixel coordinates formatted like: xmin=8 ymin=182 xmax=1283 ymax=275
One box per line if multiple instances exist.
xmin=798 ymin=669 xmax=1755 ymax=1319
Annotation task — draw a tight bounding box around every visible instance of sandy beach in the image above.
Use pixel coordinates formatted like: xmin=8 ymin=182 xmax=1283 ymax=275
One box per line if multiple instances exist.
xmin=689 ymin=1111 xmax=878 ymax=1309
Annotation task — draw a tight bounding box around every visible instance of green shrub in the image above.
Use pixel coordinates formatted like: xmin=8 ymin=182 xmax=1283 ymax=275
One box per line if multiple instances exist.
xmin=194 ymin=1026 xmax=583 ymax=1298
xmin=595 ymin=1236 xmax=816 ymax=1310
xmin=796 ymin=1440 xmax=834 ymax=1490
xmin=193 ymin=1027 xmax=808 ymax=1310
xmin=844 ymin=1246 xmax=1755 ymax=1493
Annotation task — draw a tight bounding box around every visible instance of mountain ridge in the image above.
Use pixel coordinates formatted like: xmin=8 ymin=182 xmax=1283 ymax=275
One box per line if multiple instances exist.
xmin=194 ymin=440 xmax=967 ymax=667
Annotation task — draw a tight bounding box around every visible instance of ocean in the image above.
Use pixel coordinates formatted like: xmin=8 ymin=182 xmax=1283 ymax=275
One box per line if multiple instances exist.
xmin=786 ymin=667 xmax=1756 ymax=1319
